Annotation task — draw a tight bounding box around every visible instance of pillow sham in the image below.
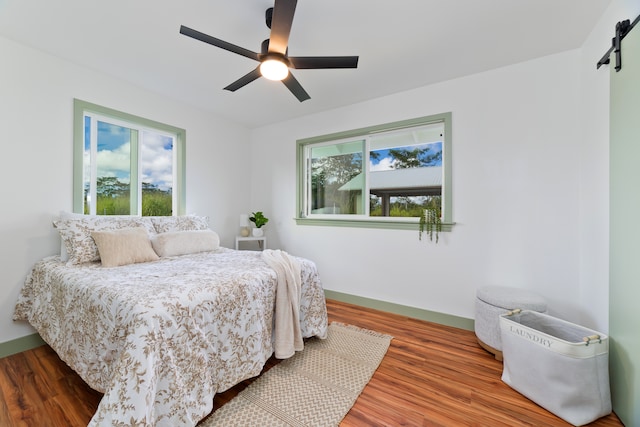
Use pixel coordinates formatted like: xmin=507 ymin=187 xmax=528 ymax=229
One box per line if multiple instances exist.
xmin=54 ymin=216 xmax=156 ymax=265
xmin=56 ymin=211 xmax=92 ymax=261
xmin=151 ymin=229 xmax=220 ymax=257
xmin=150 ymin=215 xmax=209 ymax=234
xmin=55 ymin=211 xmax=151 ymax=262
xmin=57 ymin=211 xmax=82 ymax=261
xmin=91 ymin=227 xmax=159 ymax=267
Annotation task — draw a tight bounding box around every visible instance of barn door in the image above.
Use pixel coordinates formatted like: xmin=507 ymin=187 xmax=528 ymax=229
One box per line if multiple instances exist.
xmin=609 ymin=18 xmax=640 ymax=426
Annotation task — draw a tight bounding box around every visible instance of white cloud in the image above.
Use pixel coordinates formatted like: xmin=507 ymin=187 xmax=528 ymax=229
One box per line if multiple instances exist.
xmin=140 ymin=132 xmax=173 ymax=191
xmin=90 ymin=132 xmax=173 ymax=190
xmin=369 ymin=157 xmax=396 ymax=171
xmin=97 ymin=142 xmax=131 ymax=180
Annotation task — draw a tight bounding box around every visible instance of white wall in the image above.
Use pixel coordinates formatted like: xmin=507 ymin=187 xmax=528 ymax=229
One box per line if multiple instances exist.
xmin=0 ymin=36 xmax=252 ymax=344
xmin=250 ymin=49 xmax=605 ymax=328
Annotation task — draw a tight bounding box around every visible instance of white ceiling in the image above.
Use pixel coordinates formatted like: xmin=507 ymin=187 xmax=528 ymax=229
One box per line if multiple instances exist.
xmin=0 ymin=0 xmax=611 ymax=128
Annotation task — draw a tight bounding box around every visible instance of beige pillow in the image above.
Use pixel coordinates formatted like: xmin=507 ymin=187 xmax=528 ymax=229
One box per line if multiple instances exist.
xmin=91 ymin=227 xmax=159 ymax=267
xmin=151 ymin=229 xmax=220 ymax=257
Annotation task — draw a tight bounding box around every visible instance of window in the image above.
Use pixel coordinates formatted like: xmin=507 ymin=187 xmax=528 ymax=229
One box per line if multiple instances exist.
xmin=73 ymin=99 xmax=186 ymax=216
xmin=296 ymin=113 xmax=452 ymax=230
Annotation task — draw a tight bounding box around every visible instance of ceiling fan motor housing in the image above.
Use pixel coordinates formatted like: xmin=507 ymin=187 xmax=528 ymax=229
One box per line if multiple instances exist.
xmin=260 ymin=39 xmax=289 ymax=64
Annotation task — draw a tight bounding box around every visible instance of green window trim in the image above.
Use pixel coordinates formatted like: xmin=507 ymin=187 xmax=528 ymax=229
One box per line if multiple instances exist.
xmin=72 ymin=99 xmax=187 ymax=215
xmin=295 ymin=217 xmax=455 ymax=231
xmin=296 ymin=112 xmax=453 ymax=231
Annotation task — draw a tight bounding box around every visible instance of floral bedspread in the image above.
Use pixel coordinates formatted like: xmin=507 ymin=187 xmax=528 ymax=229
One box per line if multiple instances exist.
xmin=14 ymin=248 xmax=328 ymax=426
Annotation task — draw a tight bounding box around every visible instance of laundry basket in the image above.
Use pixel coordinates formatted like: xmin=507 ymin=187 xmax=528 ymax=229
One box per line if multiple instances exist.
xmin=500 ymin=310 xmax=611 ymax=426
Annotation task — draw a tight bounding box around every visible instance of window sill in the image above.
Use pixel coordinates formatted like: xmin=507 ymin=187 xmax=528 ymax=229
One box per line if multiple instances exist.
xmin=294 ymin=217 xmax=454 ymax=232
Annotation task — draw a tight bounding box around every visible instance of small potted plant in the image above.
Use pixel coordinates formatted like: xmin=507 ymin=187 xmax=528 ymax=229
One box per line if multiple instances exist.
xmin=249 ymin=211 xmax=269 ymax=237
xmin=419 ymin=205 xmax=442 ymax=243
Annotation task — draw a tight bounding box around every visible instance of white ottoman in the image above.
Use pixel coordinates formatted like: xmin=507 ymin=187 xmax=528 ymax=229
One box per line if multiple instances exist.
xmin=475 ymin=286 xmax=547 ymax=361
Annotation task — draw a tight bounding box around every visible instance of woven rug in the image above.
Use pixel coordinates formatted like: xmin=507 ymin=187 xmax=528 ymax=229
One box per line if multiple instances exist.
xmin=201 ymin=322 xmax=392 ymax=427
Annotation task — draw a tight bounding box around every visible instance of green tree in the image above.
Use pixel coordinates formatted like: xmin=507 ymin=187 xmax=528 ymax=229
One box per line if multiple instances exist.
xmin=311 ymin=152 xmax=362 ymax=214
xmin=388 ymin=147 xmax=442 ymax=169
xmin=96 ymin=176 xmax=129 ymax=197
xmin=85 ymin=178 xmax=172 ymax=216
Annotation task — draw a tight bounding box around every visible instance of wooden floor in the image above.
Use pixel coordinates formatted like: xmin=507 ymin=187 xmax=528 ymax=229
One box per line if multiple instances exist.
xmin=0 ymin=299 xmax=623 ymax=426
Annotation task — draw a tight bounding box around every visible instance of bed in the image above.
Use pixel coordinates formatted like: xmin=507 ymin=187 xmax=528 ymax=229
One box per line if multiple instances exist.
xmin=13 ymin=214 xmax=328 ymax=426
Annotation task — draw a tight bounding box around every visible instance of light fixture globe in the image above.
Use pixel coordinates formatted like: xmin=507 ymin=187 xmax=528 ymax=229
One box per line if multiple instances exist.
xmin=260 ymin=57 xmax=289 ymax=81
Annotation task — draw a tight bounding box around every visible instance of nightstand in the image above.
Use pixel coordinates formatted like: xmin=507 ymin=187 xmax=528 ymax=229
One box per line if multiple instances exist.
xmin=235 ymin=236 xmax=267 ymax=251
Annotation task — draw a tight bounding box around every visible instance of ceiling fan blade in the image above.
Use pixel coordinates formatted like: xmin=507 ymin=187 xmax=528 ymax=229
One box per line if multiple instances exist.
xmin=180 ymin=25 xmax=260 ymax=61
xmin=268 ymin=0 xmax=297 ymax=55
xmin=282 ymin=72 xmax=310 ymax=102
xmin=289 ymin=56 xmax=359 ymax=69
xmin=224 ymin=67 xmax=262 ymax=92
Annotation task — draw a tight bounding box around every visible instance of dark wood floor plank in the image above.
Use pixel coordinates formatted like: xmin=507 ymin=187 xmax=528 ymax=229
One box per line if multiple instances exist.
xmin=0 ymin=298 xmax=623 ymax=426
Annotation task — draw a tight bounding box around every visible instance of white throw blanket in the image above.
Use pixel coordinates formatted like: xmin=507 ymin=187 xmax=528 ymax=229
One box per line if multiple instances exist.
xmin=262 ymin=249 xmax=304 ymax=359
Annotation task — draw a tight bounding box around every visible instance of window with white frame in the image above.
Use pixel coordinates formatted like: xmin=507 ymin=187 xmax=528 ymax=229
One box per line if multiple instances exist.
xmin=73 ymin=99 xmax=186 ymax=216
xmin=296 ymin=113 xmax=452 ymax=230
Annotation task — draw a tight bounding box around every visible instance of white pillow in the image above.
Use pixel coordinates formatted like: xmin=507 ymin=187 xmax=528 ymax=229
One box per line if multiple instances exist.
xmin=91 ymin=227 xmax=159 ymax=267
xmin=151 ymin=230 xmax=220 ymax=257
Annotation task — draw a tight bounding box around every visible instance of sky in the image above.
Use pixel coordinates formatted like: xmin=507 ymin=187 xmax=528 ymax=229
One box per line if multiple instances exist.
xmin=369 ymin=141 xmax=442 ymax=172
xmin=85 ymin=119 xmax=174 ymax=191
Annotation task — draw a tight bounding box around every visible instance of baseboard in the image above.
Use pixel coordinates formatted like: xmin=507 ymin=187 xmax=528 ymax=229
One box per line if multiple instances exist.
xmin=0 ymin=333 xmax=46 ymax=359
xmin=324 ymin=290 xmax=475 ymax=331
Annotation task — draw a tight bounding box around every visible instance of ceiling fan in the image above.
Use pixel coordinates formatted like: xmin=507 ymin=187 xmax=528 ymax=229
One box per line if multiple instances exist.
xmin=179 ymin=0 xmax=359 ymax=102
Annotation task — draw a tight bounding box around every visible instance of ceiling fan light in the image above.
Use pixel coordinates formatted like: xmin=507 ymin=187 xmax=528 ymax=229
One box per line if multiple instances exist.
xmin=260 ymin=58 xmax=289 ymax=81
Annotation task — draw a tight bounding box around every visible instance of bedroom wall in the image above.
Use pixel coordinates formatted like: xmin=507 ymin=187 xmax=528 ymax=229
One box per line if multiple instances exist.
xmin=249 ymin=49 xmax=591 ymax=327
xmin=0 ymin=35 xmax=252 ymax=345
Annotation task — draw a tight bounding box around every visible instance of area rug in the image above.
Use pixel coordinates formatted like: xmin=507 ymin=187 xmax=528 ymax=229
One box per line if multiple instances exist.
xmin=201 ymin=322 xmax=393 ymax=427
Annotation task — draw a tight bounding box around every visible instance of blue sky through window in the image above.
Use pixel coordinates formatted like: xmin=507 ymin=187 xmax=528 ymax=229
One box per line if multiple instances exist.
xmin=140 ymin=132 xmax=173 ymax=192
xmin=370 ymin=141 xmax=442 ymax=171
xmin=85 ymin=119 xmax=174 ymax=191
